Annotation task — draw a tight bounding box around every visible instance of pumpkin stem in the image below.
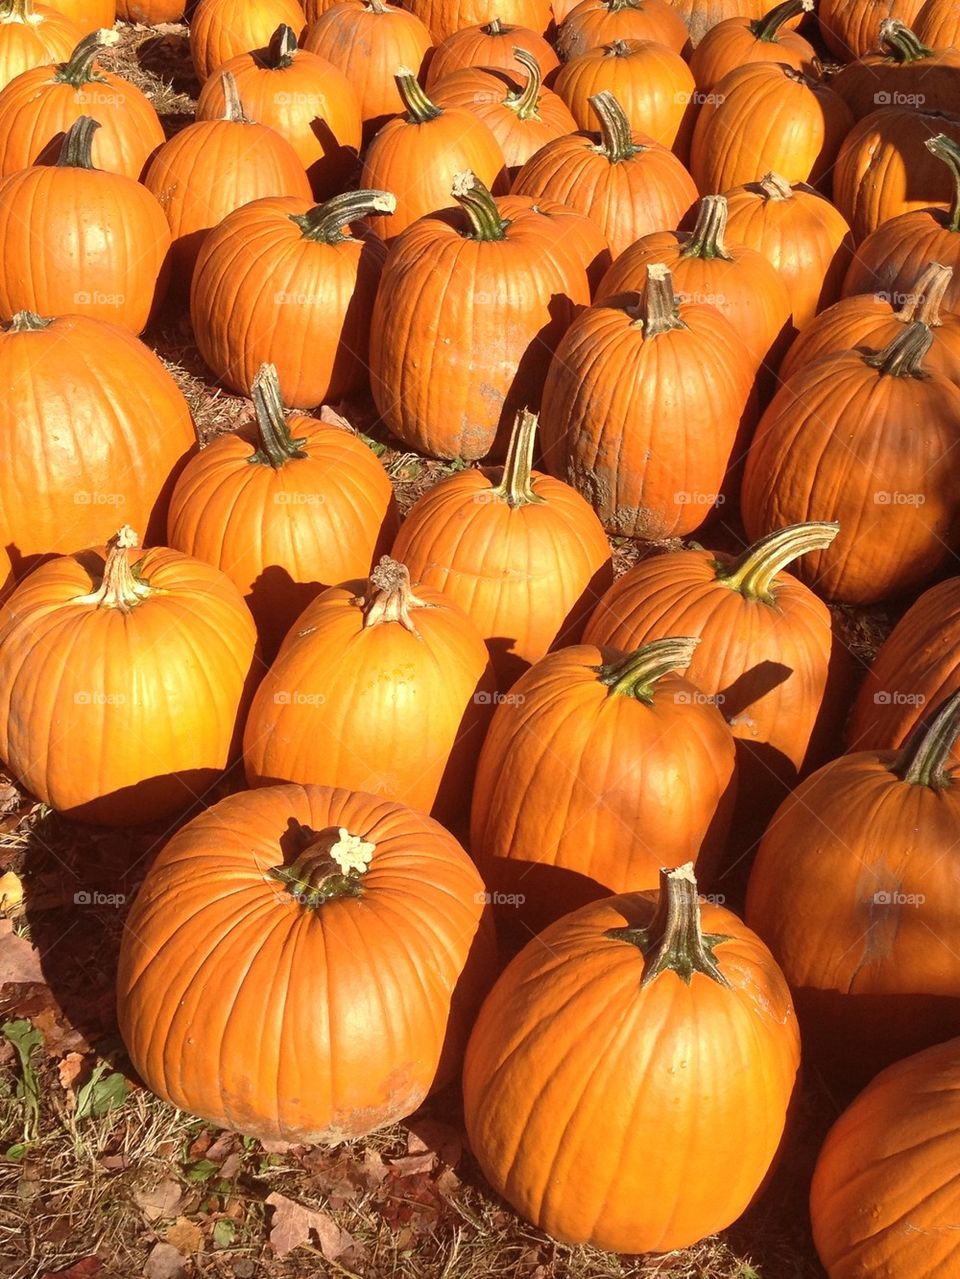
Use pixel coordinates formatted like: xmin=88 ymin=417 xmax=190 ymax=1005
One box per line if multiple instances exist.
xmin=633 ymin=263 xmax=686 ymax=336
xmin=270 ymin=825 xmax=375 ymax=908
xmin=248 ymin=364 xmax=308 ymax=468
xmin=595 ymin=636 xmax=700 ymax=702
xmin=220 ymin=70 xmax=251 ymax=123
xmin=714 ymin=522 xmax=840 ymax=603
xmin=0 ymin=0 xmax=38 ymax=22
xmin=757 ymin=171 xmax=794 ymax=201
xmin=879 ymin=17 xmax=933 ymax=61
xmin=366 ymin=0 xmax=389 ymax=11
xmin=55 ymin=29 xmax=117 ymax=86
xmin=924 ymin=135 xmax=960 ymax=233
xmin=489 ymin=409 xmax=546 ymax=507
xmin=749 ymin=0 xmax=810 ymax=41
xmin=452 ymin=170 xmax=509 ymax=240
xmin=395 ymin=68 xmax=442 ymax=123
xmin=482 ymin=15 xmax=504 ymax=32
xmin=899 ymin=262 xmax=953 ymax=326
xmin=606 ymin=0 xmax=643 ymax=11
xmin=73 ymin=526 xmax=152 ymax=614
xmin=9 ymin=310 xmax=51 ymax=332
xmin=590 ymin=91 xmax=638 ymax=164
xmin=681 ymin=195 xmax=732 ymax=261
xmin=291 ymin=189 xmax=396 ymax=242
xmin=360 ymin=556 xmax=435 ymax=635
xmin=605 ymin=36 xmax=633 ymax=56
xmin=892 ymin=689 xmax=960 ymax=789
xmin=56 ymin=115 xmax=99 ymax=169
xmin=506 ymin=47 xmax=542 ymax=120
xmin=607 ymin=863 xmax=732 ymax=988
xmin=263 ymin=23 xmax=298 ymax=68
xmin=863 ymin=320 xmax=933 ymax=376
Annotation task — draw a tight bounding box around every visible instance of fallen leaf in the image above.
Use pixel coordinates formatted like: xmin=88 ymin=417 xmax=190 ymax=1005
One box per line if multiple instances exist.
xmin=259 ymin=1137 xmax=300 ymax=1154
xmin=358 ymin=1148 xmax=388 ymax=1189
xmin=218 ymin=1151 xmax=242 ymax=1180
xmin=406 ymin=1118 xmax=462 ymax=1168
xmin=0 ymin=921 xmax=43 ymax=984
xmin=143 ymin=1242 xmax=187 ymax=1279
xmin=388 ymin=1152 xmax=436 ymax=1176
xmin=134 ymin=1177 xmax=183 ymax=1222
xmin=40 ymin=1259 xmax=102 ymax=1278
xmin=266 ymin=1191 xmax=353 ymax=1259
xmin=100 ymin=1154 xmax=128 ymax=1171
xmin=205 ymin=1131 xmax=236 ymax=1163
xmin=58 ymin=1052 xmax=85 ymax=1092
xmin=437 ymin=1167 xmax=461 ymax=1196
xmin=164 ymin=1218 xmax=203 ymax=1255
xmin=319 ymin=405 xmax=354 ymax=432
xmin=33 ymin=1007 xmax=87 ymax=1058
xmin=0 ymin=784 xmax=19 ymax=812
xmin=0 ymin=870 xmax=23 ymax=912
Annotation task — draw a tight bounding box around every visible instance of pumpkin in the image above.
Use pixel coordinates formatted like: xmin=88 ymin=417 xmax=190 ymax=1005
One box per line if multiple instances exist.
xmin=302 ymin=0 xmax=433 ymax=141
xmin=369 ymin=171 xmax=592 ymax=460
xmin=243 ymin=557 xmax=495 ymax=829
xmin=0 ymin=116 xmax=169 ymax=334
xmin=41 ymin=0 xmax=112 ymax=32
xmin=143 ymin=71 xmax=312 ymax=287
xmin=191 ymin=190 xmax=391 ymax=409
xmin=498 ymin=191 xmax=612 ymax=292
xmin=359 ymin=72 xmax=506 ymax=244
xmin=425 ymin=15 xmax=558 ymax=87
xmin=841 ymin=131 xmax=960 ymax=306
xmin=746 ymin=689 xmax=960 ymax=1080
xmin=117 ymin=783 xmax=497 ymax=1143
xmin=811 ymin=1036 xmax=960 ymax=1279
xmin=194 ymin=25 xmax=362 ymax=199
xmin=779 ymin=260 xmax=960 ymax=383
xmin=690 ymin=62 xmax=854 ymax=193
xmin=915 ymin=0 xmax=960 ymax=46
xmin=818 ymin=0 xmax=925 ymax=60
xmin=0 ymin=526 xmax=258 ymax=825
xmin=552 ymin=38 xmax=696 ymax=158
xmin=189 ymin=0 xmax=307 ymax=82
xmin=831 ymin=18 xmax=960 ymax=120
xmin=0 ymin=0 xmax=81 ymax=93
xmin=116 ymin=0 xmax=182 ymax=19
xmin=430 ymin=54 xmax=577 ymax=178
xmin=669 ymin=0 xmax=774 ymax=48
xmin=391 ymin=408 xmax=613 ymax=687
xmin=0 ymin=30 xmax=165 ymax=179
xmin=404 ymin=0 xmax=551 ymax=41
xmin=168 ymin=364 xmax=397 ymax=658
xmin=556 ymin=0 xmax=689 ymax=58
xmin=463 ymin=863 xmax=800 ymax=1253
xmin=723 ymin=173 xmax=854 ymax=334
xmin=511 ymin=90 xmax=698 ymax=258
xmin=741 ymin=321 xmax=960 ymax=605
xmin=539 ymin=262 xmax=755 ymax=538
xmin=0 ymin=312 xmax=196 ymax=589
xmin=688 ymin=0 xmax=816 ymax=93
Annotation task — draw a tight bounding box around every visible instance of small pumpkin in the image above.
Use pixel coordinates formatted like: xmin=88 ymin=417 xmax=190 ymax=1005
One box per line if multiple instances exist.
xmin=818 ymin=0 xmax=925 ymax=60
xmin=189 ymin=0 xmax=307 ymax=82
xmin=0 ymin=526 xmax=258 ymax=825
xmin=831 ymin=18 xmax=960 ymax=120
xmin=424 ymin=15 xmax=558 ymax=87
xmin=404 ymin=0 xmax=551 ymax=41
xmin=556 ymin=0 xmax=689 ymax=59
xmin=914 ymin=0 xmax=960 ymax=46
xmin=463 ymin=862 xmax=800 ymax=1253
xmin=688 ymin=0 xmax=816 ymax=93
xmin=0 ymin=0 xmax=81 ymax=93
xmin=168 ymin=364 xmax=398 ymax=658
xmin=117 ymin=783 xmax=497 ymax=1143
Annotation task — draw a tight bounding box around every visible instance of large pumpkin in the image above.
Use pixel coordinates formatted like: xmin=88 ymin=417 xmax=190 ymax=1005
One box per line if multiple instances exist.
xmin=915 ymin=0 xmax=960 ymax=45
xmin=391 ymin=408 xmax=613 ymax=687
xmin=0 ymin=312 xmax=196 ymax=589
xmin=688 ymin=0 xmax=815 ymax=93
xmin=0 ymin=0 xmax=81 ymax=93
xmin=0 ymin=527 xmax=258 ymax=825
xmin=403 ymin=0 xmax=551 ymax=41
xmin=496 ymin=192 xmax=611 ymax=294
xmin=40 ymin=0 xmax=112 ymax=32
xmin=243 ymin=557 xmax=495 ymax=829
xmin=831 ymin=18 xmax=960 ymax=120
xmin=556 ymin=0 xmax=690 ymax=58
xmin=818 ymin=0 xmax=925 ymax=60
xmin=425 ymin=15 xmax=558 ymax=87
xmin=117 ymin=0 xmax=182 ymax=18
xmin=189 ymin=0 xmax=307 ymax=82
xmin=117 ymin=783 xmax=497 ymax=1143
xmin=463 ymin=862 xmax=800 ymax=1252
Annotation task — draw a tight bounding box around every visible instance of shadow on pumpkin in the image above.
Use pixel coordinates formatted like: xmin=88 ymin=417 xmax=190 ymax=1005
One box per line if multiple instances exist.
xmin=307 ymin=117 xmax=360 ymax=199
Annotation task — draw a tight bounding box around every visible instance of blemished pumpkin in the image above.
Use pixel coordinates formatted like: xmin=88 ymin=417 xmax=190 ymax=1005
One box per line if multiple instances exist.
xmin=168 ymin=364 xmax=398 ymax=658
xmin=189 ymin=0 xmax=307 ymax=82
xmin=191 ymin=190 xmax=392 ymax=408
xmin=511 ymin=90 xmax=698 ymax=258
xmin=915 ymin=0 xmax=960 ymax=46
xmin=470 ymin=638 xmax=737 ymax=927
xmin=243 ymin=557 xmax=496 ymax=829
xmin=831 ymin=18 xmax=960 ymax=120
xmin=556 ymin=0 xmax=689 ymax=59
xmin=818 ymin=0 xmax=925 ymax=60
xmin=424 ymin=16 xmax=558 ymax=87
xmin=116 ymin=783 xmax=497 ymax=1143
xmin=0 ymin=311 xmax=196 ymax=589
xmin=0 ymin=116 xmax=170 ymax=334
xmin=194 ymin=25 xmax=362 ymax=199
xmin=404 ymin=0 xmax=551 ymax=41
xmin=41 ymin=0 xmax=112 ymax=31
xmin=369 ymin=171 xmax=592 ymax=461
xmin=391 ymin=408 xmax=613 ymax=688
xmin=670 ymin=0 xmax=778 ymax=48
xmin=688 ymin=0 xmax=815 ymax=93
xmin=540 ymin=262 xmax=755 ymax=538
xmin=0 ymin=30 xmax=165 ymax=178
xmin=0 ymin=526 xmax=258 ymax=826
xmin=463 ymin=863 xmax=800 ymax=1253
xmin=0 ymin=0 xmax=81 ymax=93
xmin=746 ymin=689 xmax=960 ymax=1080
xmin=143 ymin=71 xmax=312 ymax=286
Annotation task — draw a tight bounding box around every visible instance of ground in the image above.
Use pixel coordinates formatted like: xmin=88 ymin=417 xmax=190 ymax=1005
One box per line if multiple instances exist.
xmin=0 ymin=21 xmax=899 ymax=1279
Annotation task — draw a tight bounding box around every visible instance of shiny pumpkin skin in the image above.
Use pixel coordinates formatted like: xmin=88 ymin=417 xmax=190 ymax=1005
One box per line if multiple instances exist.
xmin=842 ymin=202 xmax=960 ymax=312
xmin=669 ymin=0 xmax=767 ymax=47
xmin=404 ymin=0 xmax=551 ymax=41
xmin=40 ymin=0 xmax=112 ymax=31
xmin=0 ymin=542 xmax=259 ymax=825
xmin=818 ymin=0 xmax=924 ymax=60
xmin=117 ymin=783 xmax=497 ymax=1143
xmin=497 ymin=192 xmax=611 ymax=294
xmin=116 ymin=0 xmax=183 ymax=20
xmin=557 ymin=0 xmax=690 ymax=57
xmin=424 ymin=19 xmax=558 ymax=87
xmin=189 ymin=0 xmax=307 ymax=81
xmin=0 ymin=3 xmax=81 ymax=93
xmin=688 ymin=9 xmax=816 ymax=92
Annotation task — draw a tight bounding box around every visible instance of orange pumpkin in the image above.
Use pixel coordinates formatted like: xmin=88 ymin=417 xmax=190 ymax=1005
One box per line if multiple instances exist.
xmin=41 ymin=0 xmax=112 ymax=31
xmin=915 ymin=0 xmax=960 ymax=45
xmin=117 ymin=0 xmax=182 ymax=19
xmin=189 ymin=0 xmax=307 ymax=82
xmin=117 ymin=784 xmax=497 ymax=1142
xmin=463 ymin=863 xmax=800 ymax=1252
xmin=0 ymin=526 xmax=258 ymax=825
xmin=670 ymin=0 xmax=769 ymax=48
xmin=556 ymin=0 xmax=689 ymax=58
xmin=404 ymin=0 xmax=551 ymax=41
xmin=818 ymin=0 xmax=925 ymax=60
xmin=424 ymin=15 xmax=558 ymax=87
xmin=831 ymin=18 xmax=960 ymax=119
xmin=392 ymin=408 xmax=613 ymax=687
xmin=498 ymin=191 xmax=611 ymax=293
xmin=688 ymin=0 xmax=815 ymax=92
xmin=0 ymin=0 xmax=81 ymax=93
xmin=168 ymin=364 xmax=398 ymax=658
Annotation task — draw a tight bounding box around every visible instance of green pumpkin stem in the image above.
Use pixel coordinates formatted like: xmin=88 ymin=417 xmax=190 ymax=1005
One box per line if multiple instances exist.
xmin=634 ymin=263 xmax=686 ymax=336
xmin=893 ymin=689 xmax=960 ymax=788
xmin=263 ymin=23 xmax=298 ymax=68
xmin=714 ymin=522 xmax=839 ymax=603
xmin=9 ymin=310 xmax=51 ymax=332
xmin=898 ymin=262 xmax=953 ymax=326
xmin=864 ymin=320 xmax=933 ymax=376
xmin=74 ymin=526 xmax=152 ymax=613
xmin=750 ymin=0 xmax=810 ymax=41
xmin=590 ymin=90 xmax=638 ymax=163
xmin=360 ymin=556 xmax=434 ymax=634
xmin=924 ymin=134 xmax=960 ymax=233
xmin=249 ymin=364 xmax=307 ymax=468
xmin=758 ymin=171 xmax=794 ymax=201
xmin=489 ymin=409 xmax=546 ymax=507
xmin=55 ymin=29 xmax=117 ymax=85
xmin=453 ymin=169 xmax=509 ymax=240
xmin=595 ymin=636 xmax=700 ymax=702
xmin=220 ymin=70 xmax=251 ymax=123
xmin=681 ymin=195 xmax=733 ymax=261
xmin=606 ymin=0 xmax=644 ymax=11
xmin=292 ymin=189 xmax=396 ymax=243
xmin=879 ymin=17 xmax=934 ymax=61
xmin=56 ymin=115 xmax=99 ymax=169
xmin=507 ymin=47 xmax=543 ymax=121
xmin=270 ymin=825 xmax=375 ymax=908
xmin=0 ymin=0 xmax=37 ymax=21
xmin=395 ymin=68 xmax=442 ymax=123
xmin=607 ymin=863 xmax=731 ymax=988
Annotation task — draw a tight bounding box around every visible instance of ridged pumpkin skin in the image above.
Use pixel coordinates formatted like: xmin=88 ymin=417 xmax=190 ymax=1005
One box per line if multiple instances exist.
xmin=463 ymin=866 xmax=800 ymax=1253
xmin=811 ymin=1037 xmax=960 ymax=1279
xmin=0 ymin=0 xmax=81 ymax=93
xmin=741 ymin=324 xmax=960 ymax=605
xmin=117 ymin=784 xmax=497 ymax=1143
xmin=818 ymin=0 xmax=924 ymax=60
xmin=189 ymin=0 xmax=307 ymax=81
xmin=0 ymin=312 xmax=196 ymax=590
xmin=243 ymin=559 xmax=495 ymax=828
xmin=190 ymin=192 xmax=390 ymax=408
xmin=425 ymin=17 xmax=558 ymax=87
xmin=41 ymin=0 xmax=112 ymax=31
xmin=0 ymin=32 xmax=165 ymax=179
xmin=391 ymin=409 xmax=613 ymax=688
xmin=669 ymin=0 xmax=770 ymax=47
xmin=404 ymin=0 xmax=551 ymax=41
xmin=831 ymin=20 xmax=960 ymax=120
xmin=302 ymin=0 xmax=433 ymax=140
xmin=915 ymin=0 xmax=960 ymax=45
xmin=369 ymin=175 xmax=592 ymax=461
xmin=0 ymin=529 xmax=258 ymax=825
xmin=557 ymin=0 xmax=690 ymax=58
xmin=688 ymin=0 xmax=816 ymax=92
xmin=117 ymin=0 xmax=183 ymax=19
xmin=540 ymin=264 xmax=755 ymax=538
xmin=168 ymin=366 xmax=398 ymax=658
xmin=497 ymin=192 xmax=611 ymax=293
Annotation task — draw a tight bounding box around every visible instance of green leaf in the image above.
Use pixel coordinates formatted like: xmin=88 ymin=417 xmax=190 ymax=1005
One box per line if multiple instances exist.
xmin=358 ymin=431 xmax=387 ymax=457
xmin=184 ymin=1158 xmax=220 ymax=1183
xmin=213 ymin=1218 xmax=237 ymax=1249
xmin=2 ymin=1019 xmax=41 ymax=1141
xmin=74 ymin=1062 xmax=128 ymax=1120
xmin=5 ymin=1142 xmax=28 ymax=1161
